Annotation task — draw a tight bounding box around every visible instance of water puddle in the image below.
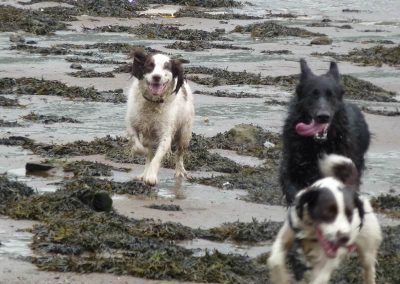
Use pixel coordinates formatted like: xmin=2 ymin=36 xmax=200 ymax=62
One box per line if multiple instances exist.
xmin=179 ymin=239 xmax=271 ymax=258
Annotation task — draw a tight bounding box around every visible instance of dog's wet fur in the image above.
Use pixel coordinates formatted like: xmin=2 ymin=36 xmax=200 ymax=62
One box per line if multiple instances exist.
xmin=126 ymin=49 xmax=194 ymax=186
xmin=280 ymin=59 xmax=370 ymax=204
xmin=269 ymin=154 xmax=382 ymax=284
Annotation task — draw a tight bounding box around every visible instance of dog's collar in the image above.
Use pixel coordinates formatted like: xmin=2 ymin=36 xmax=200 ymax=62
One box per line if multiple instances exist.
xmin=142 ymin=93 xmax=165 ymax=104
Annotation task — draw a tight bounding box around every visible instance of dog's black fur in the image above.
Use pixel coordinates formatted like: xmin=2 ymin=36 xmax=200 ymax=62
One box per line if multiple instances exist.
xmin=280 ymin=59 xmax=370 ymax=204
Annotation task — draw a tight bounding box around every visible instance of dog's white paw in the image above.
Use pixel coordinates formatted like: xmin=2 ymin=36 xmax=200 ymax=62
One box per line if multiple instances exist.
xmin=131 ymin=143 xmax=147 ymax=155
xmin=143 ymin=169 xmax=158 ymax=186
xmin=135 ymin=173 xmax=145 ymax=181
xmin=175 ymin=168 xmax=188 ymax=178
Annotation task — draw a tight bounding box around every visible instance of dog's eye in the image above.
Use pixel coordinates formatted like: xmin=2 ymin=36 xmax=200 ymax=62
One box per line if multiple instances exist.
xmin=322 ymin=204 xmax=337 ymax=221
xmin=326 ymin=90 xmax=333 ymax=97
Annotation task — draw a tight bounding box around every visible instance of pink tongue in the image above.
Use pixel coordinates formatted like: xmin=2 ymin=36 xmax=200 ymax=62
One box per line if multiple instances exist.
xmin=149 ymin=84 xmax=164 ymax=96
xmin=295 ymin=119 xmax=328 ymax=137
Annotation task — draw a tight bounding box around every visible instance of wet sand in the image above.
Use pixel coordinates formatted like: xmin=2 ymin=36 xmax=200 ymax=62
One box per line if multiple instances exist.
xmin=0 ymin=0 xmax=400 ymax=283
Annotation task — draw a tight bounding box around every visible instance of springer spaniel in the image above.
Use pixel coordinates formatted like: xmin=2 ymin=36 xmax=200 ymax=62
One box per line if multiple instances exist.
xmin=268 ymin=154 xmax=382 ymax=284
xmin=125 ymin=49 xmax=194 ymax=185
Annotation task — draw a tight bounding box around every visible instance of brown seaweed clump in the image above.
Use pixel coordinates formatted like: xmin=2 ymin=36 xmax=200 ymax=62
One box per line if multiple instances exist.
xmin=85 ymin=24 xmax=229 ymax=41
xmin=233 ymin=21 xmax=324 ymax=38
xmin=174 ymin=7 xmax=261 ymax=19
xmin=62 ymin=161 xmax=118 ymax=177
xmin=165 ymin=40 xmax=252 ymax=51
xmin=22 ymin=112 xmax=81 ymax=124
xmin=312 ymin=45 xmax=400 ymax=67
xmin=146 ymin=204 xmax=182 ymax=211
xmin=0 ymin=5 xmax=76 ymax=35
xmin=194 ymin=90 xmax=262 ymax=98
xmin=0 ymin=77 xmax=126 ymax=103
xmin=67 ymin=69 xmax=115 ymax=78
xmin=0 ymin=119 xmax=23 ymax=127
xmin=185 ymin=66 xmax=397 ymax=102
xmin=371 ymin=194 xmax=400 ymax=218
xmin=0 ymin=95 xmax=22 ymax=107
xmin=148 ymin=0 xmax=242 ymax=8
xmin=361 ymin=106 xmax=400 ymax=117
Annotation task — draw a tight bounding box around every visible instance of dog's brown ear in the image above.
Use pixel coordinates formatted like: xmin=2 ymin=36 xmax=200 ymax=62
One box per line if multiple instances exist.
xmin=129 ymin=48 xmax=148 ymax=80
xmin=299 ymin=58 xmax=313 ymax=82
xmin=171 ymin=59 xmax=186 ymax=94
xmin=327 ymin=61 xmax=340 ymax=81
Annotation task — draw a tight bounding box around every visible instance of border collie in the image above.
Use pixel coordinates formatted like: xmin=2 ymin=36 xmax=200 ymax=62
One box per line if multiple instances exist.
xmin=280 ymin=59 xmax=370 ymax=204
xmin=125 ymin=49 xmax=194 ymax=185
xmin=268 ymin=154 xmax=382 ymax=284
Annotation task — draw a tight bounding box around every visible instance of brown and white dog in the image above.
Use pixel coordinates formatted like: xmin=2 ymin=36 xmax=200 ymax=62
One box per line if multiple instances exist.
xmin=125 ymin=49 xmax=194 ymax=186
xmin=268 ymin=154 xmax=382 ymax=284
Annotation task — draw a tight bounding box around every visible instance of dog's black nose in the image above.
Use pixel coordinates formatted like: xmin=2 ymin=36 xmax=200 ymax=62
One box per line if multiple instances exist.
xmin=152 ymin=75 xmax=161 ymax=82
xmin=316 ymin=112 xmax=330 ymax=123
xmin=336 ymin=232 xmax=350 ymax=245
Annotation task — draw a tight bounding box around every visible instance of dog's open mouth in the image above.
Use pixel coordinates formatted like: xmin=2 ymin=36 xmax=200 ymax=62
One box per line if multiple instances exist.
xmin=148 ymin=82 xmax=168 ymax=96
xmin=316 ymin=227 xmax=339 ymax=258
xmin=295 ymin=119 xmax=329 ymax=139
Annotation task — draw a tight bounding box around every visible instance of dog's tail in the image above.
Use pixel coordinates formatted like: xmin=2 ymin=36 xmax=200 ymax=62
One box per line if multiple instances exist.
xmin=319 ymin=154 xmax=360 ymax=190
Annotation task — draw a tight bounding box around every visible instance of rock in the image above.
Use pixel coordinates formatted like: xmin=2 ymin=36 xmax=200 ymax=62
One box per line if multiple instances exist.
xmin=74 ymin=190 xmax=113 ymax=212
xmin=9 ymin=34 xmax=25 ymax=43
xmin=264 ymin=141 xmax=276 ymax=148
xmin=26 ymin=162 xmax=55 ymax=172
xmin=339 ymin=24 xmax=352 ymax=29
xmin=310 ymin=36 xmax=332 ymax=45
xmin=215 ymin=28 xmax=225 ymax=33
xmin=70 ymin=63 xmax=83 ymax=70
xmin=26 ymin=40 xmax=38 ymax=44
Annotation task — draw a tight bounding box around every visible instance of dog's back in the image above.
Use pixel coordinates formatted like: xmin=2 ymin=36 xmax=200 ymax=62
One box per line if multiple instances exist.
xmin=280 ymin=60 xmax=370 ymax=204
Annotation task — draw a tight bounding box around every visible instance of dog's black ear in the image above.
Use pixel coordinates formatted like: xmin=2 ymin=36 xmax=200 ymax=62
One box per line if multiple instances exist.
xmin=354 ymin=194 xmax=365 ymax=229
xmin=328 ymin=61 xmax=340 ymax=81
xmin=171 ymin=59 xmax=186 ymax=94
xmin=129 ymin=48 xmax=148 ymax=80
xmin=295 ymin=188 xmax=319 ymax=220
xmin=299 ymin=58 xmax=313 ymax=82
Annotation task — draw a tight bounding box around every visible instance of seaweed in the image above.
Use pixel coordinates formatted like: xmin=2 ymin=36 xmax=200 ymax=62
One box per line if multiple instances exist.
xmin=147 ymin=0 xmax=242 ymax=8
xmin=62 ymin=161 xmax=116 ymax=177
xmin=194 ymin=90 xmax=262 ymax=98
xmin=93 ymin=23 xmax=230 ymax=41
xmin=261 ymin=49 xmax=293 ymax=55
xmin=146 ymin=204 xmax=182 ymax=211
xmin=0 ymin=120 xmax=23 ymax=127
xmin=233 ymin=21 xmax=324 ymax=38
xmin=68 ymin=69 xmax=115 ymax=78
xmin=371 ymin=194 xmax=400 ymax=218
xmin=0 ymin=5 xmax=76 ymax=35
xmin=174 ymin=7 xmax=261 ymax=20
xmin=185 ymin=66 xmax=397 ymax=102
xmin=312 ymin=45 xmax=400 ymax=67
xmin=22 ymin=112 xmax=81 ymax=124
xmin=66 ymin=57 xmax=127 ymax=65
xmin=0 ymin=77 xmax=126 ymax=103
xmin=165 ymin=40 xmax=252 ymax=51
xmin=0 ymin=95 xmax=22 ymax=107
xmin=361 ymin=106 xmax=400 ymax=116
xmin=10 ymin=44 xmax=95 ymax=56
xmin=0 ymin=176 xmax=34 ymax=207
xmin=56 ymin=43 xmax=160 ymax=54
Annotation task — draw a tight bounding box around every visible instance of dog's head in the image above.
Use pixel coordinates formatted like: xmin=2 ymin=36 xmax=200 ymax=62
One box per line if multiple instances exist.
xmin=294 ymin=59 xmax=345 ymax=139
xmin=295 ymin=154 xmax=364 ymax=258
xmin=130 ymin=49 xmax=188 ymax=101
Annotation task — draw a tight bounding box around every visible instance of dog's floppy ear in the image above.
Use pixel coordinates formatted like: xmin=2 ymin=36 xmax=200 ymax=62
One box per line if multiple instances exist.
xmin=327 ymin=61 xmax=340 ymax=81
xmin=319 ymin=154 xmax=360 ymax=191
xmin=171 ymin=59 xmax=188 ymax=94
xmin=295 ymin=188 xmax=319 ymax=220
xmin=129 ymin=48 xmax=148 ymax=80
xmin=299 ymin=58 xmax=313 ymax=82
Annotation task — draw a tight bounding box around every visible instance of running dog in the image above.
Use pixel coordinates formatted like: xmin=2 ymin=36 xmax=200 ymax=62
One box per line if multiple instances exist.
xmin=280 ymin=59 xmax=370 ymax=204
xmin=268 ymin=154 xmax=382 ymax=284
xmin=126 ymin=49 xmax=194 ymax=186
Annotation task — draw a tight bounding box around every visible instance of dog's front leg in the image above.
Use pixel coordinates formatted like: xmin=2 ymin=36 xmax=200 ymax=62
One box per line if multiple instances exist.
xmin=143 ymin=135 xmax=172 ymax=186
xmin=127 ymin=126 xmax=147 ymax=155
xmin=268 ymin=221 xmax=295 ymax=284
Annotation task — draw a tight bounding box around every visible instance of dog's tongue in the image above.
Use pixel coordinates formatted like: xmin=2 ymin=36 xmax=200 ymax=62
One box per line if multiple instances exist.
xmin=149 ymin=83 xmax=164 ymax=96
xmin=295 ymin=119 xmax=328 ymax=137
xmin=316 ymin=227 xmax=339 ymax=258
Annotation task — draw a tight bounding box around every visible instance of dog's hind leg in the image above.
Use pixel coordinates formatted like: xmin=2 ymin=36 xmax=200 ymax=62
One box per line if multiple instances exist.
xmin=268 ymin=222 xmax=295 ymax=284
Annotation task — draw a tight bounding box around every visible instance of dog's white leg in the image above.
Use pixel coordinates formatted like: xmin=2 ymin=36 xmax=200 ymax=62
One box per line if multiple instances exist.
xmin=143 ymin=135 xmax=172 ymax=186
xmin=359 ymin=248 xmax=378 ymax=284
xmin=174 ymin=126 xmax=191 ymax=178
xmin=136 ymin=148 xmax=154 ymax=181
xmin=309 ymin=259 xmax=339 ymax=284
xmin=127 ymin=126 xmax=147 ymax=155
xmin=268 ymin=221 xmax=295 ymax=284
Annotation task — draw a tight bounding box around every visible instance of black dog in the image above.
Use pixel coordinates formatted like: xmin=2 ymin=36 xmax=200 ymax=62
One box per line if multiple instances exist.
xmin=280 ymin=59 xmax=370 ymax=204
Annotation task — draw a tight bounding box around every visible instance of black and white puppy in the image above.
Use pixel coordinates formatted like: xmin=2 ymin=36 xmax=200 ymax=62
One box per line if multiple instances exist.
xmin=280 ymin=59 xmax=370 ymax=204
xmin=268 ymin=154 xmax=382 ymax=284
xmin=126 ymin=49 xmax=194 ymax=185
